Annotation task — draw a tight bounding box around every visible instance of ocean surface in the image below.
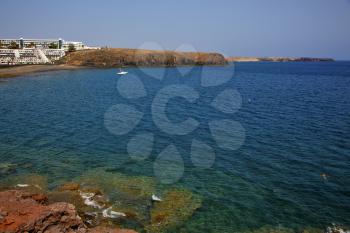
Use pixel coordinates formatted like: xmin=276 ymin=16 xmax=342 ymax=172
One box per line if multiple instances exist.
xmin=0 ymin=62 xmax=349 ymax=232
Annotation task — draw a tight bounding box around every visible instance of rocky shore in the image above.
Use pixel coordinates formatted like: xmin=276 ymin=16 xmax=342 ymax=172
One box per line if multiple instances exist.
xmin=0 ymin=176 xmax=349 ymax=233
xmin=0 ymin=189 xmax=136 ymax=233
xmin=0 ymin=170 xmax=202 ymax=233
xmin=0 ymin=64 xmax=87 ymax=79
xmin=1 ymin=186 xmax=349 ymax=233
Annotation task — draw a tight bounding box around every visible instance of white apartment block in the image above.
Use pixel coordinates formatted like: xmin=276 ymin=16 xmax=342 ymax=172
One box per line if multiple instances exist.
xmin=0 ymin=48 xmax=65 ymax=65
xmin=0 ymin=38 xmax=99 ymax=65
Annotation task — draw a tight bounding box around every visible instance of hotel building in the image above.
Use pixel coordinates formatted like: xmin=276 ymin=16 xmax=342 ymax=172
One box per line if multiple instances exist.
xmin=0 ymin=38 xmax=90 ymax=51
xmin=0 ymin=38 xmax=99 ymax=65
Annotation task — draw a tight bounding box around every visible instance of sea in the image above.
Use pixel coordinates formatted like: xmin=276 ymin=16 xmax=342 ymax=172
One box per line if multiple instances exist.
xmin=0 ymin=62 xmax=349 ymax=232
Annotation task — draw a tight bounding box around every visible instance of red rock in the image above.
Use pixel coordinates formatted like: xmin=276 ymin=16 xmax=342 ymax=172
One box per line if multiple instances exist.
xmin=0 ymin=190 xmax=86 ymax=232
xmin=0 ymin=190 xmax=138 ymax=233
xmin=31 ymin=193 xmax=48 ymax=203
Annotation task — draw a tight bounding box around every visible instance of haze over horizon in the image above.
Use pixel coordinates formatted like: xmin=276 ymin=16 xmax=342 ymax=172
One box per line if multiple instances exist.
xmin=1 ymin=0 xmax=350 ymax=60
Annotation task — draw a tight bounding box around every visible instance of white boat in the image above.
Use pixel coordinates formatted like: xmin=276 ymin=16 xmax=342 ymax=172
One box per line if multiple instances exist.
xmin=117 ymin=68 xmax=128 ymax=75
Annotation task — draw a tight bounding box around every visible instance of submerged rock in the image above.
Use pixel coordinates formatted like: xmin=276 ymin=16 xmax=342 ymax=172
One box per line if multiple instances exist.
xmin=242 ymin=225 xmax=294 ymax=233
xmin=75 ymin=170 xmax=203 ymax=232
xmin=59 ymin=182 xmax=80 ymax=191
xmin=77 ymin=169 xmax=156 ymax=224
xmin=302 ymin=227 xmax=324 ymax=233
xmin=0 ymin=174 xmax=48 ymax=193
xmin=0 ymin=163 xmax=17 ymax=175
xmin=78 ymin=169 xmax=156 ymax=200
xmin=244 ymin=225 xmax=350 ymax=233
xmin=146 ymin=188 xmax=202 ymax=233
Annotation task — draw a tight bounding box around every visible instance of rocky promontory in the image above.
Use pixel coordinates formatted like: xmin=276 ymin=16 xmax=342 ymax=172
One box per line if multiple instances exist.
xmin=63 ymin=48 xmax=227 ymax=67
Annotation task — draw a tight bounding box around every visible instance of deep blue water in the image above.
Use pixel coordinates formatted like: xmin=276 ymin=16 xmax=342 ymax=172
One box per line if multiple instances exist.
xmin=0 ymin=62 xmax=350 ymax=232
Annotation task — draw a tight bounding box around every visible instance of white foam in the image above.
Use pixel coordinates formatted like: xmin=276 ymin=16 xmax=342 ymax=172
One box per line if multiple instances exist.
xmin=79 ymin=191 xmax=103 ymax=209
xmin=102 ymin=207 xmax=126 ymax=218
xmin=16 ymin=184 xmax=29 ymax=187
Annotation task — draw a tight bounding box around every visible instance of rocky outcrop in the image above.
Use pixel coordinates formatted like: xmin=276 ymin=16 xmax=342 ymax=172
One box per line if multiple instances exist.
xmin=63 ymin=48 xmax=227 ymax=67
xmin=0 ymin=190 xmax=137 ymax=233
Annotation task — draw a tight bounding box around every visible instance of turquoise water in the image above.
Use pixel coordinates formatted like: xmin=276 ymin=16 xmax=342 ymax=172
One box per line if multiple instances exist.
xmin=0 ymin=62 xmax=350 ymax=232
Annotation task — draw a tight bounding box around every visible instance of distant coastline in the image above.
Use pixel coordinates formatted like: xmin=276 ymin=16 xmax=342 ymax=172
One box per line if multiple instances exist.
xmin=226 ymin=56 xmax=335 ymax=62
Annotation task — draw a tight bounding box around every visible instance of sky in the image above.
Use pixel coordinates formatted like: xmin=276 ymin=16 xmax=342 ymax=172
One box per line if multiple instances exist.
xmin=1 ymin=0 xmax=350 ymax=60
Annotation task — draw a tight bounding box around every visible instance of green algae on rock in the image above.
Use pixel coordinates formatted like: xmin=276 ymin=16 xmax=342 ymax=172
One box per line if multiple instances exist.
xmin=77 ymin=169 xmax=156 ymax=199
xmin=76 ymin=169 xmax=156 ymax=224
xmin=0 ymin=173 xmax=48 ymax=193
xmin=0 ymin=169 xmax=203 ymax=232
xmin=241 ymin=225 xmax=294 ymax=233
xmin=74 ymin=169 xmax=202 ymax=232
xmin=146 ymin=188 xmax=202 ymax=233
xmin=239 ymin=225 xmax=326 ymax=233
xmin=302 ymin=227 xmax=324 ymax=233
xmin=0 ymin=162 xmax=17 ymax=175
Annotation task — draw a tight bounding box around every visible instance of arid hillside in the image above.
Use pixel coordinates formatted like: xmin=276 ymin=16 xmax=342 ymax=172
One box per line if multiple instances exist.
xmin=63 ymin=48 xmax=227 ymax=67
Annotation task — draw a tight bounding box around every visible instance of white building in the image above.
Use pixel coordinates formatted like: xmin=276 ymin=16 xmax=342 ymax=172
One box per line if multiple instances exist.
xmin=0 ymin=37 xmax=100 ymax=65
xmin=0 ymin=48 xmax=66 ymax=65
xmin=61 ymin=41 xmax=85 ymax=51
xmin=0 ymin=38 xmax=99 ymax=51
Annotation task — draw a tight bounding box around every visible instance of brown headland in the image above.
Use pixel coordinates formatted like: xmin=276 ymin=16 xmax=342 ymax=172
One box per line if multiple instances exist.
xmin=0 ymin=48 xmax=227 ymax=78
xmin=63 ymin=48 xmax=227 ymax=67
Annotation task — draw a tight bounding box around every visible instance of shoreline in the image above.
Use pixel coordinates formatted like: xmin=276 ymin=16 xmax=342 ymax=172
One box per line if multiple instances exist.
xmin=0 ymin=59 xmax=342 ymax=79
xmin=0 ymin=64 xmax=89 ymax=79
xmin=0 ymin=171 xmax=202 ymax=233
xmin=0 ymin=63 xmax=229 ymax=79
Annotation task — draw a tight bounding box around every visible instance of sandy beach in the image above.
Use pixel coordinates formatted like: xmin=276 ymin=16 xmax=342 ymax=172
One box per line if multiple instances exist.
xmin=0 ymin=64 xmax=86 ymax=78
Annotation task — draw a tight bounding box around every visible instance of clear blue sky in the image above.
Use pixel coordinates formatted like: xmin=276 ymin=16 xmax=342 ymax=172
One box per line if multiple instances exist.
xmin=1 ymin=0 xmax=350 ymax=60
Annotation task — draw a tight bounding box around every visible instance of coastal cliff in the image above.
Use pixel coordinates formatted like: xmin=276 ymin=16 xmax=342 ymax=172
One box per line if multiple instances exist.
xmin=63 ymin=48 xmax=227 ymax=67
xmin=226 ymin=56 xmax=335 ymax=62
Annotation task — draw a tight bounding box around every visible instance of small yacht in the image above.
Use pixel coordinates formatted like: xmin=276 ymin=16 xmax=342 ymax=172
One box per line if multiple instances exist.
xmin=117 ymin=68 xmax=128 ymax=75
